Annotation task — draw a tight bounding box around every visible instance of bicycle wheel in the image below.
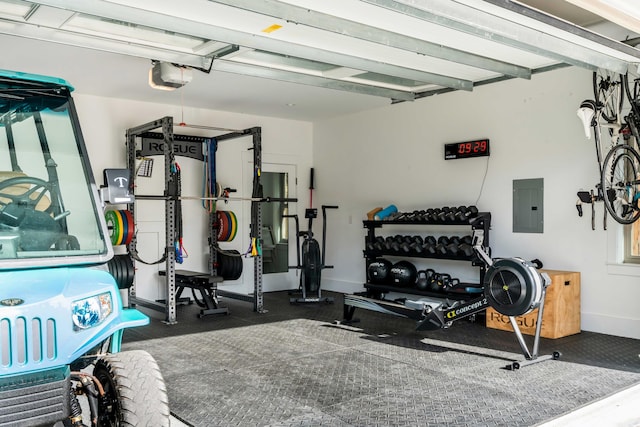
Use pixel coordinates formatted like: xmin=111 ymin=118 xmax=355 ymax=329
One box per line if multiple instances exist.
xmin=623 ymin=68 xmax=640 ymax=136
xmin=593 ymin=69 xmax=624 ymax=124
xmin=601 ymin=143 xmax=640 ymax=224
xmin=624 ymin=67 xmax=640 ymax=112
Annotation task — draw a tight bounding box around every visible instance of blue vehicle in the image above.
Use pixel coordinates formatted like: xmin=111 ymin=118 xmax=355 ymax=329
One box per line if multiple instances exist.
xmin=0 ymin=70 xmax=169 ymax=426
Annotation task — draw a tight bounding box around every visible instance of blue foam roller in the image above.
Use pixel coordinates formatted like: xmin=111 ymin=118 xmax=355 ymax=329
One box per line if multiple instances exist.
xmin=374 ymin=204 xmax=398 ymax=220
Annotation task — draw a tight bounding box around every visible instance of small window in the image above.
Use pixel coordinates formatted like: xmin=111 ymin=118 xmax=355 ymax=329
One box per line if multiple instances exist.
xmin=624 ymin=221 xmax=640 ymax=263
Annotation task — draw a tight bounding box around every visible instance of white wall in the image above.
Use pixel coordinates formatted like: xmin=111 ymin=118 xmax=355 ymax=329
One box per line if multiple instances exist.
xmin=313 ymin=66 xmax=640 ymax=340
xmin=71 ymin=66 xmax=640 ymax=339
xmin=73 ymin=94 xmax=313 ymax=302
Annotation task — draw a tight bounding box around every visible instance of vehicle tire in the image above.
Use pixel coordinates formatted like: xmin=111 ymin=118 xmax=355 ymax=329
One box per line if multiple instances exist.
xmin=93 ymin=350 xmax=170 ymax=427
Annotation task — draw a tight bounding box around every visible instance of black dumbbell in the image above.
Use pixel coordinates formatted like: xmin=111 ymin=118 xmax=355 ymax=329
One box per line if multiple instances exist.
xmin=435 ymin=238 xmax=449 ymax=255
xmin=444 ymin=207 xmax=458 ymax=222
xmin=446 ymin=242 xmax=460 ymax=256
xmin=436 ymin=207 xmax=450 ymax=222
xmin=458 ymin=243 xmax=474 ymax=257
xmin=422 ymin=241 xmax=437 ymax=255
xmin=390 ymin=237 xmax=404 ymax=252
xmin=372 ymin=236 xmax=385 ymax=251
xmin=384 ymin=236 xmax=396 ymax=251
xmin=452 ymin=205 xmax=466 ymax=221
xmin=437 ymin=236 xmax=450 ymax=245
xmin=399 ymin=237 xmax=413 ymax=253
xmin=367 ymin=236 xmax=383 ymax=251
xmin=458 ymin=205 xmax=479 ymax=221
xmin=435 ymin=243 xmax=447 ymax=256
xmin=422 ymin=208 xmax=438 ymax=222
xmin=410 ymin=241 xmax=424 ymax=254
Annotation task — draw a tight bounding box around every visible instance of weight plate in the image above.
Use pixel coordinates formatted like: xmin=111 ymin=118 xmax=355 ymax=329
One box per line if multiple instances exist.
xmin=119 ymin=210 xmax=128 ymax=246
xmin=120 ymin=255 xmax=135 ymax=289
xmin=220 ymin=211 xmax=229 ymax=241
xmin=223 ymin=211 xmax=233 ymax=241
xmin=227 ymin=211 xmax=237 ymax=241
xmin=230 ymin=250 xmax=242 ymax=280
xmin=216 ymin=211 xmax=229 ymax=242
xmin=115 ymin=210 xmax=125 ymax=246
xmin=121 ymin=210 xmax=135 ymax=245
xmin=109 ymin=256 xmax=121 ymax=288
xmin=105 ymin=210 xmax=122 ymax=246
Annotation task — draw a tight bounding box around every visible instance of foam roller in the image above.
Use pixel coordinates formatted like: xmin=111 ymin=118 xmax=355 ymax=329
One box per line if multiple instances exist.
xmin=374 ymin=204 xmax=398 ymax=220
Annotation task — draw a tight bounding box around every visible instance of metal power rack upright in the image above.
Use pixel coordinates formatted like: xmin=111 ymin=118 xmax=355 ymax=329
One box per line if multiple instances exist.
xmin=125 ymin=116 xmax=266 ymax=324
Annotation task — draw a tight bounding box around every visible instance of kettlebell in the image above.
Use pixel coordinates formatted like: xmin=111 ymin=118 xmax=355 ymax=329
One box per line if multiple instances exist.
xmin=416 ymin=269 xmax=433 ymax=291
xmin=437 ymin=273 xmax=452 ymax=290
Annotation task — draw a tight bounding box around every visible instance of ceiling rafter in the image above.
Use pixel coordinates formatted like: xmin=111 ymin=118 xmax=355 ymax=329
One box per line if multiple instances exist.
xmin=207 ymin=0 xmax=531 ymax=79
xmin=23 ymin=0 xmax=473 ymax=91
xmin=367 ymin=0 xmax=638 ymax=74
xmin=211 ymin=60 xmax=416 ymax=101
xmin=0 ymin=0 xmax=639 ymax=104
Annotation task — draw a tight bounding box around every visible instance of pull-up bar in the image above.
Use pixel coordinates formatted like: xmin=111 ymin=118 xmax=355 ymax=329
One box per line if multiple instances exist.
xmin=135 ymin=195 xmax=297 ymax=203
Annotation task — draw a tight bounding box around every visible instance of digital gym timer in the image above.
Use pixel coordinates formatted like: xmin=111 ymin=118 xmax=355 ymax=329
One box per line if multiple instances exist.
xmin=444 ymin=139 xmax=490 ymax=160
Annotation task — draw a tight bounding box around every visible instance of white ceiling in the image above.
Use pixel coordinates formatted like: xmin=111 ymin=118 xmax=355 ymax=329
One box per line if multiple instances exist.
xmin=0 ymin=0 xmax=638 ymax=122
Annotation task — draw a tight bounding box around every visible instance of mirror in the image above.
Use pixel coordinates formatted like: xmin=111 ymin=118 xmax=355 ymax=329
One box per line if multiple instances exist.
xmin=261 ymin=171 xmax=289 ymax=273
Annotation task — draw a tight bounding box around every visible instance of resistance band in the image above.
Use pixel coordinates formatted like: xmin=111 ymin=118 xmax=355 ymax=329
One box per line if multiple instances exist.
xmin=202 ymin=138 xmax=217 ymax=212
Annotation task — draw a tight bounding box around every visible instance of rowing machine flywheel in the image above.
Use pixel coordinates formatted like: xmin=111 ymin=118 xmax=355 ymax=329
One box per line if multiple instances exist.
xmin=483 ymin=258 xmax=544 ymax=317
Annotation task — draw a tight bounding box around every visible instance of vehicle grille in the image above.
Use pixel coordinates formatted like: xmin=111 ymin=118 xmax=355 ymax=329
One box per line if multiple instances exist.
xmin=0 ymin=316 xmax=57 ymax=368
xmin=0 ymin=367 xmax=70 ymax=426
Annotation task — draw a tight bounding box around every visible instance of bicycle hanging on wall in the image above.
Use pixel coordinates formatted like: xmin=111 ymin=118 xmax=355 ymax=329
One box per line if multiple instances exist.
xmin=577 ymin=66 xmax=640 ymax=229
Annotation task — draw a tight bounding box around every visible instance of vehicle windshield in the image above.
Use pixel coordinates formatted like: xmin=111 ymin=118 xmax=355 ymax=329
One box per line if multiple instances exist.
xmin=0 ymin=73 xmax=110 ymax=269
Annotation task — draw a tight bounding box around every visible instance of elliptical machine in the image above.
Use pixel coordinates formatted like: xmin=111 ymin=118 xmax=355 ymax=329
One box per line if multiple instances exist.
xmin=286 ymin=205 xmax=338 ymax=303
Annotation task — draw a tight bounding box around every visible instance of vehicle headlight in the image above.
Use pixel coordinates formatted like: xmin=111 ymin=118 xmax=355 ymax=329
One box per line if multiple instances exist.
xmin=71 ymin=292 xmax=113 ymax=330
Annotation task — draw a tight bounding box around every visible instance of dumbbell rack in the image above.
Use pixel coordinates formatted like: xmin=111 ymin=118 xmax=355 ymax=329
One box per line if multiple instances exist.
xmin=361 ymin=210 xmax=491 ymax=301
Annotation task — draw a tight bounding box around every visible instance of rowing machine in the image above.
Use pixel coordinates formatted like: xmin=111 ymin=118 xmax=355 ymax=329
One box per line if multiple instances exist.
xmin=341 ymin=230 xmax=560 ymax=370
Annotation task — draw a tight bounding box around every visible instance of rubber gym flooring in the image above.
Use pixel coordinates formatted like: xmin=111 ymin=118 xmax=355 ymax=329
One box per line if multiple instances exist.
xmin=122 ymin=291 xmax=640 ymax=427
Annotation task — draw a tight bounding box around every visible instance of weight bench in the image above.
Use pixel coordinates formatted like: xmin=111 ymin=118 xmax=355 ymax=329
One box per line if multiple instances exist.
xmin=159 ymin=270 xmax=229 ymax=318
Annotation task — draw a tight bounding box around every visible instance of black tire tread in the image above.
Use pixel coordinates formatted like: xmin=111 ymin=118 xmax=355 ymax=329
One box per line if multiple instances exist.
xmin=95 ymin=350 xmax=170 ymax=426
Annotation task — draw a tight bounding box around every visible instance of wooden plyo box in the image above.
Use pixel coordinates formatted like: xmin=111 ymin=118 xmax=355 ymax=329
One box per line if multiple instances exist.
xmin=485 ymin=269 xmax=581 ymax=339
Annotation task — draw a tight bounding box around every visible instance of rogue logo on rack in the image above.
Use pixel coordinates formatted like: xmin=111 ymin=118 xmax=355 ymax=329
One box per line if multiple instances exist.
xmin=139 ymin=134 xmax=206 ymax=161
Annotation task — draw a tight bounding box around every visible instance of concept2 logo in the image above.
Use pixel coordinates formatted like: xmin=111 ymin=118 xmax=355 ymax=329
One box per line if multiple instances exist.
xmin=445 ymin=298 xmax=489 ymax=319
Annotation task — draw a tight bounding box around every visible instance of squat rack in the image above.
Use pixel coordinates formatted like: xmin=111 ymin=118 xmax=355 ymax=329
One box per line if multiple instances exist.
xmin=125 ymin=116 xmax=267 ymax=324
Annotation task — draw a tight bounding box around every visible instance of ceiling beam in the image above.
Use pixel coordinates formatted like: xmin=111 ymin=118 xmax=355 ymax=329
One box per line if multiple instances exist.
xmin=0 ymin=18 xmax=212 ymax=69
xmin=26 ymin=0 xmax=473 ymax=91
xmin=563 ymin=0 xmax=640 ymax=36
xmin=480 ymin=0 xmax=640 ymax=59
xmin=212 ymin=59 xmax=416 ymax=101
xmin=364 ymin=0 xmax=635 ymax=74
xmin=207 ymin=0 xmax=531 ymax=79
